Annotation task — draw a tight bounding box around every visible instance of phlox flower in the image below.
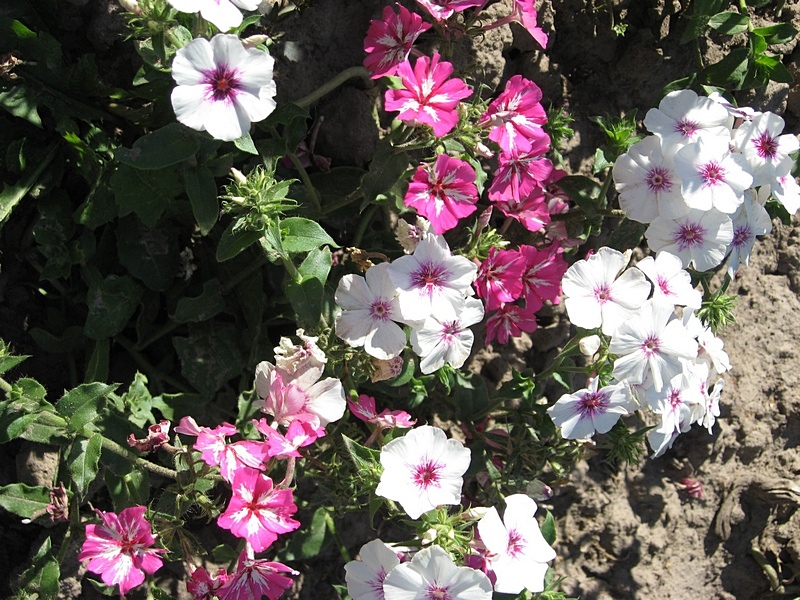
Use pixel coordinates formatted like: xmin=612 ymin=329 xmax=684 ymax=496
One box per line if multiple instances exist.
xmin=167 ymin=0 xmax=259 ymax=32
xmin=561 ymin=246 xmax=651 ymax=336
xmin=673 ymin=137 xmax=752 ymax=214
xmin=492 ymin=186 xmax=551 ymax=232
xmin=217 ymin=552 xmax=297 ymax=600
xmin=643 ymin=89 xmax=732 ymax=153
xmin=371 ymin=355 xmax=406 ymax=382
xmin=410 ymin=297 xmax=485 ymax=374
xmin=188 ymin=567 xmax=230 ymax=600
xmin=404 ymin=154 xmax=479 ymax=234
xmin=518 ymin=244 xmax=567 ymax=311
xmin=726 ymin=189 xmax=772 ymax=276
xmin=702 ymin=378 xmax=724 ymax=434
xmin=474 ymin=248 xmax=526 ymax=310
xmin=645 ymin=373 xmax=705 ymax=457
xmin=682 ymin=311 xmax=732 ymax=376
xmin=127 ymin=419 xmax=171 ymax=453
xmin=415 ymin=0 xmax=484 ymax=21
xmin=335 ymin=262 xmax=411 ymax=360
xmin=547 ymin=378 xmax=634 ymax=439
xmin=609 ymin=299 xmax=698 ymax=392
xmin=345 ymin=539 xmax=401 ymax=600
xmin=395 ymin=216 xmax=432 ymax=254
xmin=364 ymin=4 xmax=431 ymax=79
xmin=476 ymin=494 xmax=556 ymax=594
xmin=734 ymin=112 xmax=799 ymax=186
xmin=488 ymin=137 xmax=553 ymax=203
xmin=273 ymin=329 xmax=327 ymax=389
xmin=79 ymin=506 xmax=165 ymax=596
xmin=485 ymin=303 xmax=538 ymax=345
xmin=645 ymin=208 xmax=733 ymax=272
xmin=217 ymin=469 xmax=300 ymax=552
xmin=480 ymin=75 xmax=547 ymax=154
xmin=636 ymin=251 xmax=702 ymax=309
xmin=613 ymin=135 xmax=689 ymax=223
xmin=348 ymin=394 xmax=416 ymax=430
xmin=171 ymin=34 xmax=276 ymax=142
xmin=770 ymin=175 xmax=800 ymax=214
xmin=254 ymin=418 xmax=322 ymax=459
xmin=383 ymin=545 xmax=492 ymax=600
xmin=375 ymin=425 xmax=471 ymax=519
xmin=510 ymin=0 xmax=548 ymax=49
xmin=384 ymin=54 xmax=472 ymax=138
xmin=388 ymin=233 xmax=478 ymax=322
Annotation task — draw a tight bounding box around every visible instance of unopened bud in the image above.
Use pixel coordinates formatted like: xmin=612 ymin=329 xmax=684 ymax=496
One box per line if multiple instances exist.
xmin=230 ymin=167 xmax=248 ymax=185
xmin=242 ymin=34 xmax=269 ymax=48
xmin=525 ymin=479 xmax=554 ymax=501
xmin=118 ymin=0 xmax=141 ymax=14
xmin=579 ymin=334 xmax=601 ymax=356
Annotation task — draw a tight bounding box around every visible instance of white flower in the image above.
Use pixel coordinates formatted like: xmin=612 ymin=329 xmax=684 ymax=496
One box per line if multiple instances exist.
xmin=645 ymin=208 xmax=733 ymax=272
xmin=578 ymin=334 xmax=602 ymax=357
xmin=645 ymin=372 xmax=704 ymax=456
xmin=375 ymin=426 xmax=471 ymax=520
xmin=383 ymin=545 xmax=492 ymax=600
xmin=636 ymin=252 xmax=702 ymax=309
xmin=610 ymin=300 xmax=698 ymax=392
xmin=725 ymin=189 xmax=772 ymax=277
xmin=673 ymin=137 xmax=752 ymax=214
xmin=476 ymin=494 xmax=556 ymax=594
xmin=770 ymin=176 xmax=800 ymax=214
xmin=171 ymin=34 xmax=276 ymax=141
xmin=335 ymin=262 xmax=411 ymax=360
xmin=682 ymin=311 xmax=732 ymax=376
xmin=561 ymin=247 xmax=651 ymax=336
xmin=167 ymin=0 xmax=260 ymax=32
xmin=345 ymin=539 xmax=401 ymax=600
xmin=410 ymin=297 xmax=484 ymax=374
xmin=643 ymin=89 xmax=732 ymax=153
xmin=613 ymin=135 xmax=689 ymax=223
xmin=547 ymin=378 xmax=634 ymax=440
xmin=734 ymin=112 xmax=799 ymax=186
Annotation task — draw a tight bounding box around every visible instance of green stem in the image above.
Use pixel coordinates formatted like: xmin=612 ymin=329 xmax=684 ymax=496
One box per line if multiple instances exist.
xmin=286 ymin=150 xmax=322 ymax=214
xmin=598 ymin=168 xmax=615 ymax=209
xmin=100 ymin=436 xmax=181 ymax=481
xmin=322 ymin=189 xmax=364 ymax=215
xmin=294 ymin=66 xmax=372 ymax=108
xmin=353 ymin=204 xmax=379 ymax=248
xmin=0 ymin=375 xmax=12 ymax=394
xmin=324 ymin=510 xmax=351 ymax=563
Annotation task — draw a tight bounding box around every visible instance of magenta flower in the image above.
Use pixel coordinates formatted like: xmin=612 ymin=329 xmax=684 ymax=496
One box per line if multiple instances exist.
xmin=217 ymin=469 xmax=301 ymax=552
xmin=488 ymin=138 xmax=553 ymax=204
xmin=480 ymin=75 xmax=547 ymax=154
xmin=404 ymin=154 xmax=479 ymax=234
xmin=475 ymin=247 xmax=526 ymax=310
xmin=519 ymin=244 xmax=568 ymax=311
xmin=492 ymin=186 xmax=551 ymax=232
xmin=217 ymin=552 xmax=297 ymax=600
xmin=254 ymin=418 xmax=323 ymax=459
xmin=79 ymin=506 xmax=165 ymax=596
xmin=364 ymin=4 xmax=431 ymax=79
xmin=187 ymin=567 xmax=230 ymax=600
xmin=348 ymin=394 xmax=417 ymax=431
xmin=486 ymin=303 xmax=539 ymax=345
xmin=415 ymin=0 xmax=483 ymax=21
xmin=511 ymin=0 xmax=549 ymax=49
xmin=384 ymin=54 xmax=472 ymax=138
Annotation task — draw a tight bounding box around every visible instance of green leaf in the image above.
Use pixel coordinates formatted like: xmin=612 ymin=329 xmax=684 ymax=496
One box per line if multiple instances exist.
xmin=115 ymin=123 xmax=199 ymax=170
xmin=752 ymin=23 xmax=799 ymax=45
xmin=172 ymin=323 xmax=244 ymax=396
xmin=116 ymin=217 xmax=180 ymax=291
xmin=17 ymin=536 xmax=60 ymax=600
xmin=607 ymin=218 xmax=647 ymax=252
xmin=233 ymin=132 xmax=258 ymax=155
xmin=85 ymin=338 xmax=110 ymax=383
xmin=557 ymin=175 xmax=601 ymax=214
xmin=111 ymin=164 xmax=182 ymax=227
xmin=0 ymin=483 xmax=50 ymax=518
xmin=0 ymin=85 xmax=42 ymax=127
xmin=0 ymin=410 xmax=38 ymax=443
xmin=0 ymin=352 xmax=29 ymax=375
xmin=56 ymin=382 xmax=116 ymax=432
xmin=361 ymin=141 xmax=410 ymax=205
xmin=592 ymin=148 xmax=613 ymax=174
xmin=286 ymin=276 xmax=324 ymax=329
xmin=280 ymin=217 xmax=337 ymax=254
xmin=150 ymin=588 xmax=178 ymax=600
xmin=707 ymin=11 xmax=750 ymax=35
xmin=84 ymin=274 xmax=144 ymax=340
xmin=754 ymin=54 xmax=793 ymax=84
xmin=286 ymin=506 xmax=329 ymax=560
xmin=703 ymin=47 xmax=750 ymax=89
xmin=173 ymin=278 xmax=226 ymax=323
xmin=212 ymin=543 xmax=239 ymax=564
xmin=183 ymin=164 xmax=219 ymax=235
xmin=541 ymin=509 xmax=557 ymax=546
xmin=105 ymin=467 xmax=150 ymax=510
xmin=120 ymin=372 xmax=155 ymax=428
xmin=68 ymin=433 xmax=103 ymax=496
xmin=298 ymin=246 xmax=332 ymax=285
xmin=0 ymin=143 xmax=58 ymax=231
xmin=341 ymin=434 xmax=381 ymax=472
xmin=216 ymin=222 xmax=262 ymax=262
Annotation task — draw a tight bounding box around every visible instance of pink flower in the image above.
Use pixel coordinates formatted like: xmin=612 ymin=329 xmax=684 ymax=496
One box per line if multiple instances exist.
xmin=254 ymin=418 xmax=323 ymax=459
xmin=488 ymin=137 xmax=553 ymax=204
xmin=127 ymin=420 xmax=171 ymax=453
xmin=415 ymin=0 xmax=483 ymax=21
xmin=187 ymin=567 xmax=230 ymax=600
xmin=217 ymin=552 xmax=297 ymax=600
xmin=492 ymin=186 xmax=551 ymax=232
xmin=404 ymin=154 xmax=479 ymax=234
xmin=384 ymin=54 xmax=472 ymax=138
xmin=217 ymin=469 xmax=301 ymax=552
xmin=364 ymin=4 xmax=431 ymax=79
xmin=480 ymin=75 xmax=547 ymax=154
xmin=177 ymin=418 xmax=269 ymax=482
xmin=348 ymin=394 xmax=417 ymax=430
xmin=486 ymin=303 xmax=538 ymax=345
xmin=474 ymin=247 xmax=526 ymax=310
xmin=511 ymin=0 xmax=548 ymax=49
xmin=518 ymin=244 xmax=567 ymax=311
xmin=79 ymin=506 xmax=165 ymax=596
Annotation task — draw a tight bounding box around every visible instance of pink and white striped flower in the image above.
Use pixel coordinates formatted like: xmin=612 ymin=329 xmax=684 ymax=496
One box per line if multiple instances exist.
xmin=485 ymin=302 xmax=538 ymax=345
xmin=217 ymin=552 xmax=297 ymax=600
xmin=479 ymin=75 xmax=548 ymax=154
xmin=518 ymin=244 xmax=568 ymax=311
xmin=414 ymin=0 xmax=484 ymax=21
xmin=488 ymin=137 xmax=553 ymax=204
xmin=474 ymin=247 xmax=526 ymax=310
xmin=363 ymin=4 xmax=431 ymax=79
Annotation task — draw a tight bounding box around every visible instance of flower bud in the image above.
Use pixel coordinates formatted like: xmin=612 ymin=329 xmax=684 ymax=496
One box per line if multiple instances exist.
xmin=579 ymin=334 xmax=601 ymax=356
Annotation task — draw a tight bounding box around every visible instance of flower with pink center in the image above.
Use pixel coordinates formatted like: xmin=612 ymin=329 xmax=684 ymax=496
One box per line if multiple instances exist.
xmin=171 ymin=34 xmax=277 ymax=141
xmin=643 ymin=89 xmax=732 ymax=153
xmin=475 ymin=247 xmax=526 ymax=310
xmin=645 ymin=208 xmax=733 ymax=272
xmin=561 ymin=246 xmax=651 ymax=336
xmin=476 ymin=494 xmax=556 ymax=594
xmin=410 ymin=297 xmax=485 ymax=374
xmin=479 ymin=75 xmax=548 ymax=154
xmin=217 ymin=469 xmax=301 ymax=552
xmin=79 ymin=506 xmax=165 ymax=596
xmin=635 ymin=252 xmax=702 ymax=309
xmin=725 ymin=189 xmax=772 ymax=276
xmin=734 ymin=112 xmax=799 ymax=186
xmin=547 ymin=378 xmax=634 ymax=440
xmin=488 ymin=136 xmax=553 ymax=204
xmin=610 ymin=300 xmax=698 ymax=392
xmin=414 ymin=0 xmax=484 ymax=21
xmin=345 ymin=539 xmax=401 ymax=600
xmin=217 ymin=552 xmax=297 ymax=600
xmin=253 ymin=418 xmax=322 ymax=459
xmin=485 ymin=302 xmax=538 ymax=345
xmin=518 ymin=244 xmax=568 ymax=311
xmin=187 ymin=567 xmax=230 ymax=600
xmin=384 ymin=54 xmax=473 ymax=138
xmin=383 ymin=545 xmax=492 ymax=600
xmin=254 ymin=366 xmax=346 ymax=430
xmin=176 ymin=419 xmax=268 ymax=481
xmin=364 ymin=4 xmax=432 ymax=79
xmin=404 ymin=154 xmax=479 ymax=234
xmin=388 ymin=233 xmax=478 ymax=322
xmin=674 ymin=137 xmax=752 ymax=214
xmin=645 ymin=372 xmax=705 ymax=456
xmin=613 ymin=135 xmax=689 ymax=223
xmin=335 ymin=262 xmax=412 ymax=360
xmin=376 ymin=425 xmax=471 ymax=519
xmin=167 ymin=0 xmax=260 ymax=32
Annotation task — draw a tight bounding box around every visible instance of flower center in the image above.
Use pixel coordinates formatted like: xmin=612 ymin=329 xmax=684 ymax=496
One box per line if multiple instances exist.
xmin=657 ymin=275 xmax=674 ymax=296
xmin=205 ymin=65 xmax=240 ymax=101
xmin=412 ymin=459 xmax=441 ymax=489
xmin=411 ymin=262 xmax=449 ymax=295
xmin=426 ymin=585 xmax=451 ymax=600
xmin=754 ymin=132 xmax=778 ymax=159
xmin=675 ymin=221 xmax=706 ymax=251
xmin=646 ymin=167 xmax=673 ymax=193
xmin=731 ymin=225 xmax=752 ymax=248
xmin=579 ymin=391 xmax=609 ymax=416
xmin=593 ymin=284 xmax=612 ymax=304
xmin=507 ymin=529 xmax=525 ymax=557
xmin=699 ymin=161 xmax=726 ymax=187
xmin=369 ymin=299 xmax=393 ymax=322
xmin=668 ymin=388 xmax=683 ymax=409
xmin=641 ymin=334 xmax=660 ymax=357
xmin=674 ymin=119 xmax=699 ymax=139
